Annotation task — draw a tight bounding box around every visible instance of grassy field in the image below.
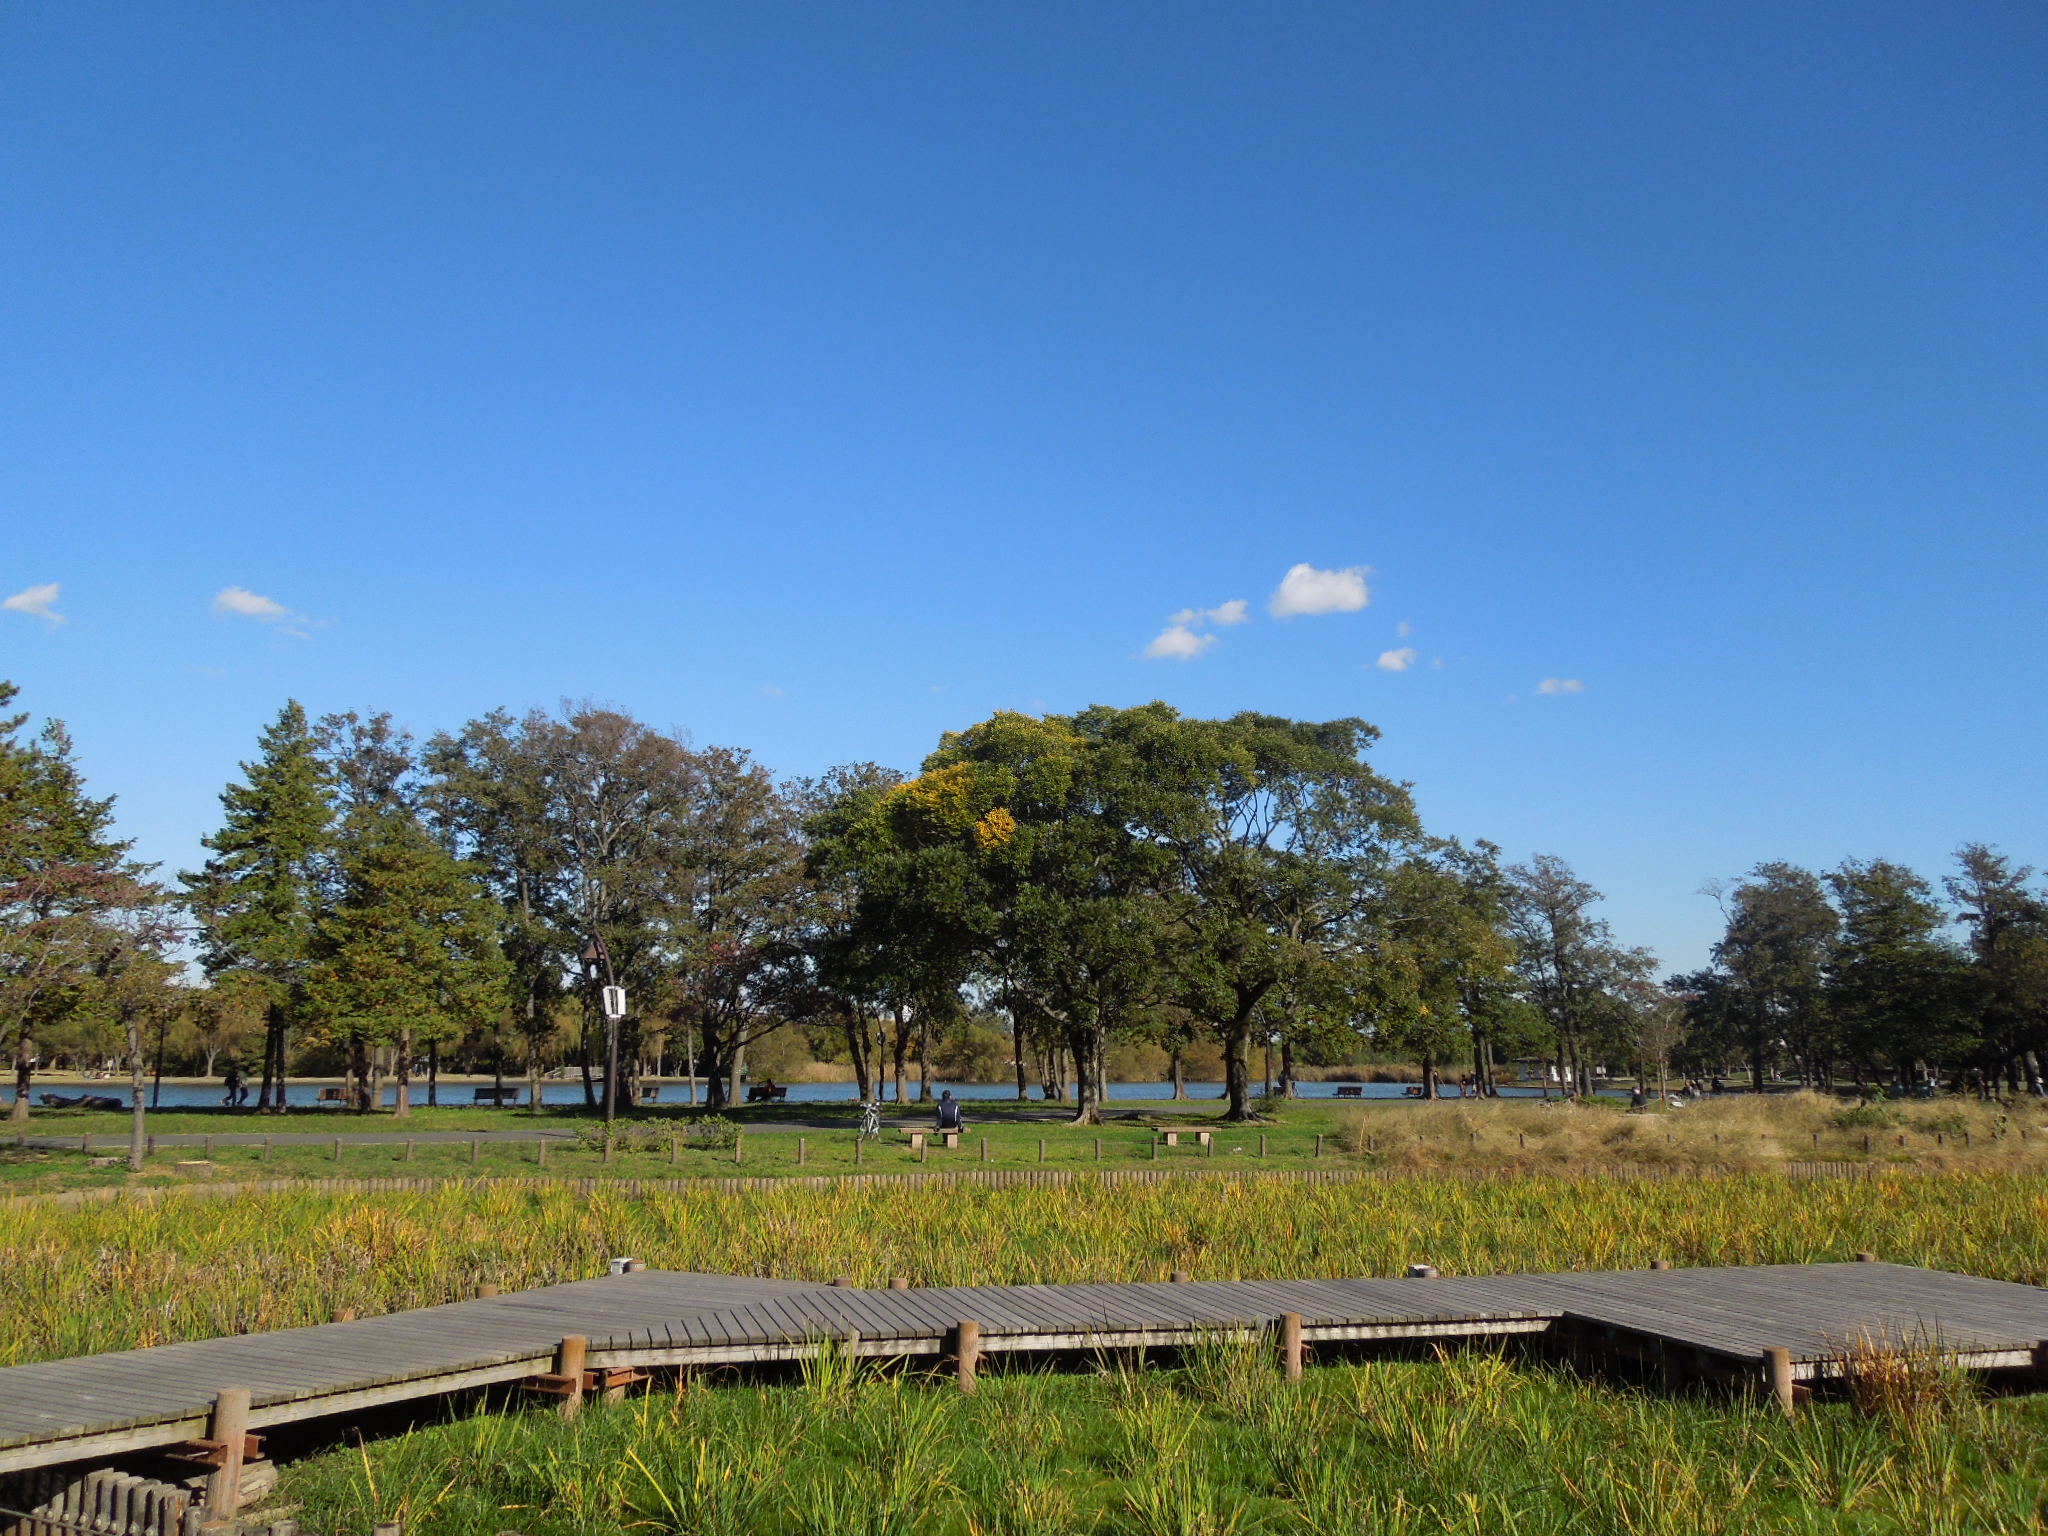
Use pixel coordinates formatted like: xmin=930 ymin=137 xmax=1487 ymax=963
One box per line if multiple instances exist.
xmin=7 ymin=1092 xmax=2047 ymax=1200
xmin=279 ymin=1344 xmax=2048 ymax=1536
xmin=9 ymin=1154 xmax=2048 ymax=1533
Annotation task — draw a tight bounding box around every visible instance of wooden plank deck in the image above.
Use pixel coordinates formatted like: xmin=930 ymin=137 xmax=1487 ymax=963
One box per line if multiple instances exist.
xmin=3 ymin=1262 xmax=2045 ymax=1474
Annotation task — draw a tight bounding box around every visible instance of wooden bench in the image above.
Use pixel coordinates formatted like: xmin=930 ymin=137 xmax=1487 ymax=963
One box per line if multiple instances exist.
xmin=315 ymin=1087 xmax=351 ymax=1105
xmin=1334 ymin=1085 xmax=1364 ymax=1098
xmin=472 ymin=1086 xmax=520 ymax=1106
xmin=1160 ymin=1129 xmax=1212 ymax=1148
xmin=907 ymin=1130 xmax=962 ymax=1151
xmin=743 ymin=1084 xmax=788 ymax=1103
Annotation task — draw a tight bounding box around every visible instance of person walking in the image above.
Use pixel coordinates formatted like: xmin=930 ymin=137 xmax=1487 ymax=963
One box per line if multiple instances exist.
xmin=222 ymin=1061 xmax=243 ymax=1107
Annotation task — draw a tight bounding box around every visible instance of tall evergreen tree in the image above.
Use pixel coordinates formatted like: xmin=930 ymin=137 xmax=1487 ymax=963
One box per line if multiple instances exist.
xmin=0 ymin=683 xmax=161 ymax=1121
xmin=1945 ymin=844 xmax=2048 ymax=1093
xmin=1700 ymin=862 xmax=1837 ymax=1090
xmin=1824 ymin=858 xmax=1973 ymax=1081
xmin=306 ymin=805 xmax=506 ymax=1114
xmin=181 ymin=701 xmax=334 ymax=1112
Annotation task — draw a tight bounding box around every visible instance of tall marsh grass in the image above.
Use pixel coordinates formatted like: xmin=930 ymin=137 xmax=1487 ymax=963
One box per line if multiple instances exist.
xmin=278 ymin=1348 xmax=2048 ymax=1535
xmin=4 ymin=1170 xmax=2048 ymax=1366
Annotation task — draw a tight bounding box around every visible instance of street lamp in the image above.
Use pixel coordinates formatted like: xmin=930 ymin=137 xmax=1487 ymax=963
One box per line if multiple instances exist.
xmin=582 ymin=937 xmax=625 ymax=1124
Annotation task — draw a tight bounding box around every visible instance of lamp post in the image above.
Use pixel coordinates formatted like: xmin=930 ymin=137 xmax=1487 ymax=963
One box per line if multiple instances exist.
xmin=582 ymin=937 xmax=625 ymax=1124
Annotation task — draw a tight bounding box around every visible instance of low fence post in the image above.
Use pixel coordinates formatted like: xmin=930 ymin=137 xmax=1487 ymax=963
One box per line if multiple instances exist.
xmin=556 ymin=1335 xmax=588 ymax=1419
xmin=204 ymin=1387 xmax=251 ymax=1520
xmin=956 ymin=1319 xmax=981 ymax=1393
xmin=1762 ymin=1346 xmax=1796 ymax=1417
xmin=1279 ymin=1312 xmax=1304 ymax=1381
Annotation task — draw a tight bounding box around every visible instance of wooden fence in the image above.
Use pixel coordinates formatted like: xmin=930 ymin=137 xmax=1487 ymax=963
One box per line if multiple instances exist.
xmin=0 ymin=1467 xmax=192 ymax=1536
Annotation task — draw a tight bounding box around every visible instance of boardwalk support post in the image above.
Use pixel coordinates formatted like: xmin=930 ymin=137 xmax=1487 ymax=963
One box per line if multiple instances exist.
xmin=1279 ymin=1312 xmax=1304 ymax=1381
xmin=555 ymin=1335 xmax=588 ymax=1419
xmin=956 ymin=1319 xmax=981 ymax=1393
xmin=1651 ymin=1259 xmax=1672 ymax=1270
xmin=1171 ymin=1269 xmax=1191 ymax=1283
xmin=1406 ymin=1264 xmax=1439 ymax=1279
xmin=891 ymin=1277 xmax=910 ymax=1290
xmin=1762 ymin=1347 xmax=1796 ymax=1417
xmin=203 ymin=1388 xmax=250 ymax=1520
xmin=1854 ymin=1250 xmax=1876 ymax=1263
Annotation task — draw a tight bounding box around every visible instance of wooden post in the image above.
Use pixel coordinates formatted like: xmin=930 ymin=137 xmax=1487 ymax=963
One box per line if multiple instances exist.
xmin=919 ymin=1137 xmax=928 ymax=1164
xmin=203 ymin=1388 xmax=251 ymax=1519
xmin=980 ymin=1137 xmax=988 ymax=1162
xmin=831 ymin=1275 xmax=853 ymax=1287
xmin=1651 ymin=1259 xmax=1672 ymax=1270
xmin=1854 ymin=1250 xmax=1876 ymax=1262
xmin=1279 ymin=1312 xmax=1304 ymax=1381
xmin=1519 ymin=1131 xmax=1526 ymax=1149
xmin=1151 ymin=1138 xmax=1159 ymax=1161
xmin=855 ymin=1137 xmax=863 ymax=1167
xmin=470 ymin=1136 xmax=480 ymax=1164
xmin=373 ymin=1523 xmax=402 ymax=1536
xmin=1171 ymin=1269 xmax=1190 ymax=1283
xmin=1762 ymin=1346 xmax=1796 ymax=1417
xmin=332 ymin=1137 xmax=342 ymax=1162
xmin=477 ymin=1282 xmax=499 ymax=1298
xmin=1315 ymin=1133 xmax=1323 ymax=1158
xmin=205 ymin=1135 xmax=215 ymax=1158
xmin=798 ymin=1136 xmax=807 ymax=1166
xmin=335 ymin=1307 xmax=357 ymax=1322
xmin=261 ymin=1135 xmax=271 ymax=1161
xmin=735 ymin=1133 xmax=744 ymax=1165
xmin=891 ymin=1277 xmax=910 ymax=1290
xmin=404 ymin=1140 xmax=414 ymax=1162
xmin=956 ymin=1319 xmax=981 ymax=1393
xmin=556 ymin=1335 xmax=588 ymax=1419
xmin=669 ymin=1132 xmax=679 ymax=1166
xmin=1094 ymin=1137 xmax=1102 ymax=1162
xmin=1258 ymin=1134 xmax=1267 ymax=1158
xmin=538 ymin=1135 xmax=548 ymax=1167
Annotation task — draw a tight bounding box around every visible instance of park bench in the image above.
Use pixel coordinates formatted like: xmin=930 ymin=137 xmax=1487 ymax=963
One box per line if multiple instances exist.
xmin=1160 ymin=1129 xmax=1212 ymax=1148
xmin=314 ymin=1087 xmax=351 ymax=1105
xmin=744 ymin=1083 xmax=788 ymax=1103
xmin=472 ymin=1086 xmax=520 ymax=1106
xmin=906 ymin=1130 xmax=961 ymax=1151
xmin=1333 ymin=1085 xmax=1364 ymax=1098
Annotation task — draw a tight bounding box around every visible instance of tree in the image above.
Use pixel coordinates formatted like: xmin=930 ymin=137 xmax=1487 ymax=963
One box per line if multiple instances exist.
xmin=660 ymin=745 xmax=812 ymax=1110
xmin=1 ymin=684 xmax=162 ymax=1121
xmin=1502 ymin=854 xmax=1651 ymax=1096
xmin=1946 ymin=844 xmax=2048 ymax=1094
xmin=1824 ymin=859 xmax=1973 ymax=1081
xmin=1700 ymin=863 xmax=1837 ymax=1090
xmin=306 ymin=804 xmax=506 ymax=1114
xmin=1118 ymin=709 xmax=1421 ymax=1121
xmin=182 ymin=702 xmax=334 ymax=1112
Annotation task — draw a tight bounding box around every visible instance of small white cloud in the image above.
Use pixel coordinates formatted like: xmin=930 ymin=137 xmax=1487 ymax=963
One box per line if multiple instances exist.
xmin=1395 ymin=619 xmax=1412 ymax=638
xmin=1270 ymin=563 xmax=1370 ymax=617
xmin=4 ymin=582 xmax=64 ymax=624
xmin=761 ymin=684 xmax=785 ymax=698
xmin=213 ymin=586 xmax=294 ymax=621
xmin=1145 ymin=624 xmax=1217 ymax=661
xmin=1145 ymin=596 xmax=1248 ymax=660
xmin=1537 ymin=677 xmax=1585 ymax=695
xmin=1375 ymin=647 xmax=1418 ymax=673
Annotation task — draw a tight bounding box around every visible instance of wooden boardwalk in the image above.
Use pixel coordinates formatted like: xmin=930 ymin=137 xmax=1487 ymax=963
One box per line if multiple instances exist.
xmin=4 ymin=1262 xmax=2047 ymax=1477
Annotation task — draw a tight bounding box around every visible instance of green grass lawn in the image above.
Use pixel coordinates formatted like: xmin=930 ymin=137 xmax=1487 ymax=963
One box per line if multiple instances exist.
xmin=277 ymin=1338 xmax=2048 ymax=1536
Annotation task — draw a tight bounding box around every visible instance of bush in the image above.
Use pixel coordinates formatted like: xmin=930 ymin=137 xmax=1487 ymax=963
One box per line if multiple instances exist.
xmin=1834 ymin=1103 xmax=1899 ymax=1130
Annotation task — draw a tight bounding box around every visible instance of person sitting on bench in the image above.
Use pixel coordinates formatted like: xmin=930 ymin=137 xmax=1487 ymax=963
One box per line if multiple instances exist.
xmin=935 ymin=1090 xmax=966 ymax=1133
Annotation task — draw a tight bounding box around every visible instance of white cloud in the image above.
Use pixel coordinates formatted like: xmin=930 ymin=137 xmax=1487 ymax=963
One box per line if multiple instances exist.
xmin=4 ymin=582 xmax=64 ymax=624
xmin=1395 ymin=619 xmax=1412 ymax=638
xmin=1169 ymin=598 xmax=1249 ymax=628
xmin=1537 ymin=677 xmax=1585 ymax=695
xmin=212 ymin=586 xmax=292 ymax=620
xmin=1145 ymin=596 xmax=1248 ymax=661
xmin=1145 ymin=624 xmax=1217 ymax=661
xmin=1270 ymin=563 xmax=1370 ymax=617
xmin=1375 ymin=647 xmax=1418 ymax=673
xmin=761 ymin=684 xmax=785 ymax=698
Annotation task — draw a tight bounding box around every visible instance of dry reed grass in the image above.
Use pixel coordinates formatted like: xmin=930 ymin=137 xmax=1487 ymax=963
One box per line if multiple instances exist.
xmin=1341 ymin=1092 xmax=2048 ymax=1173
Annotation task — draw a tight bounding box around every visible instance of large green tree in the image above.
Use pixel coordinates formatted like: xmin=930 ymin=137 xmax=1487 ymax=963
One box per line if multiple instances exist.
xmin=306 ymin=805 xmax=506 ymax=1114
xmin=1 ymin=684 xmax=163 ymax=1121
xmin=1695 ymin=862 xmax=1837 ymax=1090
xmin=182 ymin=701 xmax=335 ymax=1112
xmin=1824 ymin=858 xmax=1973 ymax=1081
xmin=1945 ymin=844 xmax=2047 ymax=1092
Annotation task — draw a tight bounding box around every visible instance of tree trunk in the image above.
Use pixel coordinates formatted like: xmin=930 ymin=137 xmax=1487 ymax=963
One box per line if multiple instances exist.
xmin=1013 ymin=1029 xmax=1029 ymax=1101
xmin=1222 ymin=1017 xmax=1255 ymax=1121
xmin=1280 ymin=1037 xmax=1297 ymax=1099
xmin=1421 ymin=1049 xmax=1438 ymax=1100
xmin=841 ymin=1009 xmax=869 ymax=1101
xmin=916 ymin=1012 xmax=932 ymax=1102
xmin=394 ymin=1028 xmax=412 ymax=1117
xmin=1065 ymin=1023 xmax=1104 ymax=1126
xmin=426 ymin=1037 xmax=439 ymax=1108
xmin=578 ymin=1022 xmax=596 ymax=1109
xmin=258 ymin=1002 xmax=284 ymax=1114
xmin=1169 ymin=1047 xmax=1186 ymax=1101
xmin=9 ymin=1025 xmax=31 ymax=1122
xmin=728 ymin=1040 xmax=745 ymax=1108
xmin=891 ymin=1005 xmax=909 ymax=1104
xmin=126 ymin=1007 xmax=147 ymax=1172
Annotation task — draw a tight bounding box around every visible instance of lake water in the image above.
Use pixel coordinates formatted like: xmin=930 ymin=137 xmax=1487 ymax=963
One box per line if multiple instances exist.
xmin=65 ymin=1078 xmax=1577 ymax=1110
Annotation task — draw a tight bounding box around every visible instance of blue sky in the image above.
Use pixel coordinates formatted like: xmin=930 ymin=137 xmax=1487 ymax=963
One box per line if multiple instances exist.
xmin=4 ymin=1 xmax=2044 ymax=974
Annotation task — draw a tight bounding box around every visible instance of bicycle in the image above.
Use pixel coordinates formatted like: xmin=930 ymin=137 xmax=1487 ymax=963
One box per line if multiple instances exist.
xmin=858 ymin=1098 xmax=882 ymax=1141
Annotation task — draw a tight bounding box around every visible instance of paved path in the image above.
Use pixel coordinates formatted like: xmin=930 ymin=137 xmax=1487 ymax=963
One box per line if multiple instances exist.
xmin=4 ymin=1261 xmax=2046 ymax=1475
